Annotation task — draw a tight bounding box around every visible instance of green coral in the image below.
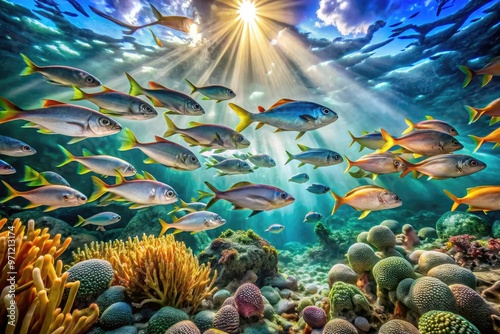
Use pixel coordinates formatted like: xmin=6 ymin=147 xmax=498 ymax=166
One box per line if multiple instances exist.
xmin=95 ymin=286 xmax=127 ymax=313
xmin=380 ymin=220 xmax=402 ymax=234
xmin=328 ymin=282 xmax=371 ymax=317
xmin=99 ymin=302 xmax=133 ymax=330
xmin=427 ymin=264 xmax=476 ymax=288
xmin=347 ymin=242 xmax=381 ymax=273
xmin=323 ymin=319 xmax=358 ymax=334
xmin=367 ymin=225 xmax=396 ymax=251
xmin=194 ymin=310 xmax=216 ymax=332
xmin=378 ymin=319 xmax=420 ymax=334
xmin=436 ymin=212 xmax=491 ymax=239
xmin=418 ymin=310 xmax=480 ymax=334
xmin=417 ymin=250 xmax=455 ymax=274
xmin=372 ymin=257 xmax=416 ymax=293
xmin=408 ymin=277 xmax=457 ymax=315
xmin=146 ymin=306 xmax=189 ymax=334
xmin=66 ymin=259 xmax=114 ymax=302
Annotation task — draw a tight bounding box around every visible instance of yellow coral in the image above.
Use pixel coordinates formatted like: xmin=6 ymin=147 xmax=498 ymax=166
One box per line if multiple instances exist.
xmin=0 ymin=218 xmax=99 ymax=334
xmin=73 ymin=234 xmax=217 ymax=313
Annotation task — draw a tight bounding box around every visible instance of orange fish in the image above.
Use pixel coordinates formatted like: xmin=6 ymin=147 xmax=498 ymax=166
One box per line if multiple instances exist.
xmin=464 ymin=98 xmax=500 ymax=125
xmin=444 ymin=186 xmax=500 ymax=213
xmin=469 ymin=126 xmax=500 ymax=152
xmin=458 ymin=57 xmax=500 ymax=88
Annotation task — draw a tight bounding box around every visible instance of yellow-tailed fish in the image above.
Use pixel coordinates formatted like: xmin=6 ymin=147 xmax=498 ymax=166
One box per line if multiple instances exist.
xmin=205 ymin=158 xmax=253 ymax=176
xmin=158 ymin=211 xmax=225 ymax=236
xmin=57 ymin=145 xmax=136 ymax=177
xmin=185 ymin=79 xmax=235 ymax=103
xmin=229 ymin=99 xmax=338 ymax=140
xmin=0 ymin=98 xmax=121 ymax=144
xmin=0 ymin=160 xmax=15 ymax=175
xmin=167 ymin=198 xmax=207 ymax=215
xmin=402 ymin=116 xmax=458 ymax=136
xmin=0 ymin=135 xmax=36 ymax=156
xmin=164 ymin=114 xmax=250 ymax=151
xmin=348 ymin=130 xmax=385 ymax=151
xmin=330 ymin=185 xmax=402 ymax=219
xmin=126 ymin=73 xmax=204 ymax=116
xmin=265 ymin=224 xmax=285 ymax=233
xmin=444 ymin=186 xmax=500 ymax=213
xmin=89 ymin=173 xmax=177 ymax=209
xmin=72 ymin=86 xmax=157 ymax=120
xmin=22 ymin=165 xmax=70 ymax=187
xmin=148 ymin=28 xmax=163 ymax=47
xmin=247 ymin=153 xmax=276 ymax=168
xmin=400 ymin=154 xmax=486 ymax=180
xmin=469 ymin=127 xmax=500 ymax=153
xmin=120 ymin=127 xmax=200 ymax=171
xmin=1 ymin=181 xmax=87 ymax=211
xmin=203 ymin=181 xmax=294 ymax=218
xmin=285 ymin=144 xmax=342 ymax=168
xmin=75 ymin=212 xmax=121 ymax=227
xmin=20 ymin=54 xmax=101 ymax=87
xmin=380 ymin=128 xmax=463 ymax=156
xmin=464 ymin=98 xmax=500 ymax=125
xmin=458 ymin=57 xmax=500 ymax=88
xmin=344 ymin=152 xmax=406 ymax=180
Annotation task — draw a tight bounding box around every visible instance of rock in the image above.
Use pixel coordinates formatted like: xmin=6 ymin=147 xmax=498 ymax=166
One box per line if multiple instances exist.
xmin=418 ymin=227 xmax=438 ymax=241
xmin=436 ymin=212 xmax=491 ymax=239
xmin=279 ymin=289 xmax=292 ymax=299
xmin=266 ymin=275 xmax=298 ymax=291
xmin=243 ymin=319 xmax=279 ymax=334
xmin=213 ymin=290 xmax=231 ymax=308
xmin=260 ymin=286 xmax=280 ymax=305
xmin=354 ymin=316 xmax=370 ymax=332
xmin=274 ymin=299 xmax=296 ymax=314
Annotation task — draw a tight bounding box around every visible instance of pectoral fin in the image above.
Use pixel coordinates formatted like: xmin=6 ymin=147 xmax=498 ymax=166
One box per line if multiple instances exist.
xmin=248 ymin=210 xmax=263 ymax=218
xmin=67 ymin=137 xmax=86 ymax=144
xmin=299 ymin=115 xmax=317 ymax=122
xmin=358 ymin=210 xmax=371 ymax=220
xmin=143 ymin=157 xmax=158 ymax=164
xmin=295 ymin=131 xmax=306 ymax=140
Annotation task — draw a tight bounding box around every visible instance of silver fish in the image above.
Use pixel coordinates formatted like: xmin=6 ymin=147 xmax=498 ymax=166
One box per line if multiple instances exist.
xmin=0 ymin=98 xmax=122 ymax=144
xmin=0 ymin=160 xmax=15 ymax=175
xmin=247 ymin=153 xmax=276 ymax=168
xmin=120 ymin=128 xmax=200 ymax=171
xmin=75 ymin=212 xmax=121 ymax=227
xmin=0 ymin=135 xmax=36 ymax=156
xmin=20 ymin=54 xmax=101 ymax=87
xmin=203 ymin=181 xmax=295 ymax=217
xmin=288 ymin=172 xmax=309 ymax=183
xmin=403 ymin=116 xmax=458 ymax=136
xmin=1 ymin=181 xmax=87 ymax=211
xmin=164 ymin=114 xmax=250 ymax=151
xmin=127 ymin=73 xmax=204 ymax=116
xmin=22 ymin=165 xmax=70 ymax=187
xmin=303 ymin=211 xmax=322 ymax=223
xmin=344 ymin=152 xmax=407 ymax=180
xmin=401 ymin=154 xmax=486 ymax=180
xmin=58 ymin=145 xmax=136 ymax=176
xmin=348 ymin=130 xmax=385 ymax=152
xmin=306 ymin=183 xmax=330 ymax=194
xmin=72 ymin=86 xmax=157 ymax=120
xmin=168 ymin=198 xmax=207 ymax=215
xmin=185 ymin=79 xmax=236 ymax=102
xmin=159 ymin=211 xmax=226 ymax=235
xmin=206 ymin=158 xmax=253 ymax=176
xmin=380 ymin=129 xmax=463 ymax=156
xmin=286 ymin=144 xmax=342 ymax=168
xmin=229 ymin=99 xmax=338 ymax=140
xmin=265 ymin=224 xmax=285 ymax=233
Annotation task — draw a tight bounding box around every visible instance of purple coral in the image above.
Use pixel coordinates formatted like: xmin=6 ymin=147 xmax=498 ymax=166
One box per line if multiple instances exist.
xmin=302 ymin=306 xmax=327 ymax=329
xmin=213 ymin=305 xmax=240 ymax=334
xmin=445 ymin=235 xmax=500 ymax=269
xmin=234 ymin=283 xmax=264 ymax=318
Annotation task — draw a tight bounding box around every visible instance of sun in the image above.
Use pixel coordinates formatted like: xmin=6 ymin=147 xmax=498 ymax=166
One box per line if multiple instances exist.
xmin=237 ymin=0 xmax=257 ymax=23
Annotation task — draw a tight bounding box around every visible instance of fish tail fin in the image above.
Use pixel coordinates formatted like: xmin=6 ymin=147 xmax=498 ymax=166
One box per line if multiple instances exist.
xmin=379 ymin=128 xmax=395 ymax=153
xmin=399 ymin=158 xmax=416 ymax=178
xmin=204 ymin=182 xmax=220 ymax=209
xmin=463 ymin=105 xmax=483 ymax=124
xmin=88 ymin=176 xmax=109 ymax=202
xmin=205 ymin=161 xmax=215 ymax=169
xmin=443 ymin=189 xmax=461 ymax=211
xmin=180 ymin=199 xmax=189 ymax=208
xmin=402 ymin=118 xmax=415 ymax=135
xmin=149 ymin=3 xmax=164 ymax=20
xmin=285 ymin=151 xmax=294 ymax=165
xmin=125 ymin=72 xmax=143 ymax=96
xmin=71 ymin=85 xmax=88 ymax=101
xmin=158 ymin=218 xmax=172 ymax=237
xmin=458 ymin=65 xmax=475 ymax=88
xmin=1 ymin=181 xmax=21 ymax=203
xmin=197 ymin=190 xmax=213 ymax=201
xmin=228 ymin=103 xmax=253 ymax=132
xmin=185 ymin=79 xmax=197 ymax=94
xmin=330 ymin=190 xmax=344 ymax=215
xmin=163 ymin=114 xmax=179 ymax=137
xmin=468 ymin=135 xmax=484 ymax=153
xmin=0 ymin=98 xmax=22 ymax=124
xmin=57 ymin=145 xmax=76 ymax=167
xmin=22 ymin=165 xmax=39 ymax=182
xmin=74 ymin=215 xmax=86 ymax=227
xmin=347 ymin=130 xmax=357 ymax=148
xmin=20 ymin=54 xmax=40 ymax=76
xmin=119 ymin=128 xmax=138 ymax=151
xmin=482 ymin=75 xmax=493 ymax=87
xmin=344 ymin=155 xmax=354 ymax=173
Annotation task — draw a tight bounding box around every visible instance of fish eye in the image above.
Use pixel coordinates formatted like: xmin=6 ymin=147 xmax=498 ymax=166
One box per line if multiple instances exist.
xmin=394 ymin=161 xmax=400 ymax=167
xmin=216 ymin=215 xmax=221 ymax=220
xmin=321 ymin=108 xmax=330 ymax=114
xmin=193 ymin=104 xmax=201 ymax=110
xmin=165 ymin=190 xmax=175 ymax=198
xmin=470 ymin=160 xmax=478 ymax=166
xmin=85 ymin=76 xmax=94 ymax=83
xmin=393 ymin=195 xmax=400 ymax=201
xmin=141 ymin=104 xmax=152 ymax=112
xmin=80 ymin=195 xmax=87 ymax=201
xmin=62 ymin=194 xmax=69 ymax=201
xmin=452 ymin=140 xmax=458 ymax=145
xmin=99 ymin=118 xmax=111 ymax=126
xmin=22 ymin=145 xmax=31 ymax=151
xmin=236 ymin=135 xmax=244 ymax=142
xmin=334 ymin=154 xmax=340 ymax=160
xmin=227 ymin=89 xmax=234 ymax=95
xmin=190 ymin=156 xmax=198 ymax=162
xmin=280 ymin=193 xmax=287 ymax=199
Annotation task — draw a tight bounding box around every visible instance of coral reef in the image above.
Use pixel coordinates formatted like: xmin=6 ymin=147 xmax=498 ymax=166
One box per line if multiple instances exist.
xmin=436 ymin=212 xmax=491 ymax=239
xmin=99 ymin=302 xmax=132 ymax=330
xmin=367 ymin=225 xmax=396 ymax=252
xmin=327 ymin=263 xmax=358 ymax=287
xmin=328 ymin=281 xmax=371 ymax=319
xmin=72 ymin=234 xmax=216 ymax=313
xmin=213 ymin=305 xmax=240 ymax=334
xmin=407 ymin=277 xmax=458 ymax=315
xmin=323 ymin=318 xmax=358 ymax=334
xmin=346 ymin=242 xmax=380 ymax=274
xmin=443 ymin=234 xmax=500 ymax=270
xmin=378 ymin=319 xmax=420 ymax=334
xmin=426 ymin=263 xmax=476 ymax=288
xmin=301 ymin=306 xmax=327 ymax=329
xmin=372 ymin=257 xmax=416 ymax=294
xmin=417 ymin=250 xmax=455 ymax=274
xmin=146 ymin=306 xmax=189 ymax=334
xmin=66 ymin=259 xmax=114 ymax=302
xmin=418 ymin=310 xmax=480 ymax=334
xmin=234 ymin=283 xmax=264 ymax=318
xmin=165 ymin=320 xmax=201 ymax=334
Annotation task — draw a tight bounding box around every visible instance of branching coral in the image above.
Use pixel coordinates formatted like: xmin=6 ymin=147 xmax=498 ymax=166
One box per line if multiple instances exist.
xmin=444 ymin=235 xmax=500 ymax=269
xmin=73 ymin=234 xmax=217 ymax=313
xmin=0 ymin=218 xmax=99 ymax=334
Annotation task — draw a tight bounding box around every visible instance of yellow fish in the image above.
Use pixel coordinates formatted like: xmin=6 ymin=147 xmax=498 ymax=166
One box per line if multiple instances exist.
xmin=444 ymin=186 xmax=500 ymax=213
xmin=458 ymin=57 xmax=500 ymax=88
xmin=464 ymin=98 xmax=500 ymax=125
xmin=469 ymin=126 xmax=500 ymax=153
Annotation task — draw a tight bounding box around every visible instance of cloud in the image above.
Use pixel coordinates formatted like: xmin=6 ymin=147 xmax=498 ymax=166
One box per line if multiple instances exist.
xmin=316 ymin=0 xmax=400 ymax=35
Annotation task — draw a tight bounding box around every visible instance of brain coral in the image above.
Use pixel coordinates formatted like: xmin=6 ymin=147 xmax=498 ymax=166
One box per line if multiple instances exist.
xmin=302 ymin=306 xmax=327 ymax=329
xmin=347 ymin=243 xmax=381 ymax=273
xmin=367 ymin=225 xmax=396 ymax=251
xmin=95 ymin=285 xmax=127 ymax=313
xmin=194 ymin=310 xmax=216 ymax=332
xmin=99 ymin=302 xmax=133 ymax=330
xmin=378 ymin=319 xmax=420 ymax=334
xmin=417 ymin=251 xmax=455 ymax=274
xmin=146 ymin=306 xmax=189 ymax=334
xmin=323 ymin=319 xmax=358 ymax=334
xmin=328 ymin=264 xmax=358 ymax=288
xmin=66 ymin=259 xmax=114 ymax=302
xmin=372 ymin=257 xmax=416 ymax=293
xmin=408 ymin=277 xmax=457 ymax=315
xmin=329 ymin=282 xmax=371 ymax=317
xmin=213 ymin=305 xmax=240 ymax=334
xmin=418 ymin=310 xmax=480 ymax=334
xmin=234 ymin=283 xmax=264 ymax=318
xmin=450 ymin=284 xmax=500 ymax=333
xmin=427 ymin=264 xmax=476 ymax=288
xmin=165 ymin=320 xmax=201 ymax=334
xmin=380 ymin=219 xmax=401 ymax=234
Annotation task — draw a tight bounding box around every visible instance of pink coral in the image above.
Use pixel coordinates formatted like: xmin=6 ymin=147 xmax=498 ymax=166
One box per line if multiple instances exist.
xmin=444 ymin=235 xmax=500 ymax=270
xmin=402 ymin=224 xmax=420 ymax=249
xmin=302 ymin=306 xmax=327 ymax=329
xmin=234 ymin=283 xmax=264 ymax=318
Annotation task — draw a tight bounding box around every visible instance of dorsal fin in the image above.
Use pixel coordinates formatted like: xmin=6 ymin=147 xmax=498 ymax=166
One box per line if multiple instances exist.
xmin=229 ymin=181 xmax=253 ymax=189
xmin=154 ymin=135 xmax=173 ymax=143
xmin=172 ymin=215 xmax=179 ymax=223
xmin=297 ymin=144 xmax=311 ymax=152
xmin=149 ymin=3 xmax=164 ymax=20
xmin=189 ymin=121 xmax=203 ymax=127
xmin=268 ymin=98 xmax=295 ymax=110
xmin=148 ymin=81 xmax=168 ymax=90
xmin=143 ymin=171 xmax=156 ymax=180
xmin=42 ymin=99 xmax=65 ymax=107
xmin=425 ymin=115 xmax=434 ymax=120
xmin=102 ymin=86 xmax=117 ymax=92
xmin=344 ymin=185 xmax=384 ymax=197
xmin=81 ymin=148 xmax=93 ymax=156
xmin=258 ymin=106 xmax=266 ymax=113
xmin=466 ymin=186 xmax=493 ymax=194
